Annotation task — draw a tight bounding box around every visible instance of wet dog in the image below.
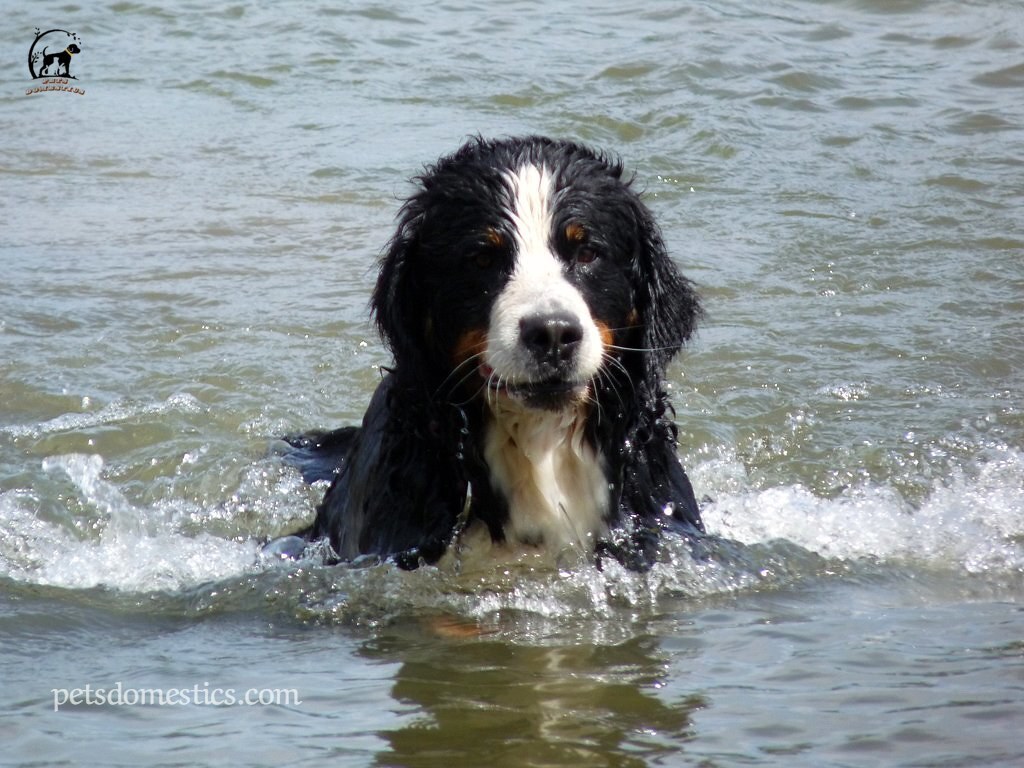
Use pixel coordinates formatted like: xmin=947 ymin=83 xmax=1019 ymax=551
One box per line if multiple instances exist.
xmin=284 ymin=136 xmax=704 ymax=570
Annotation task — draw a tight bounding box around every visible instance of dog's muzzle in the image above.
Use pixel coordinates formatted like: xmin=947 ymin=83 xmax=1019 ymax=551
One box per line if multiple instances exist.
xmin=479 ymin=310 xmax=593 ymax=410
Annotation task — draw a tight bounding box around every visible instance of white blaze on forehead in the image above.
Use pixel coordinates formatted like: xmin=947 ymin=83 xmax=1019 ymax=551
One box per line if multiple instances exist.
xmin=485 ymin=163 xmax=604 ymax=383
xmin=505 ymin=163 xmax=556 ymax=264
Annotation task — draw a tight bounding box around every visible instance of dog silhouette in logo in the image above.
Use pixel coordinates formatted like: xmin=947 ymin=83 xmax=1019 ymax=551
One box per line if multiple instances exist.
xmin=39 ymin=44 xmax=80 ymax=77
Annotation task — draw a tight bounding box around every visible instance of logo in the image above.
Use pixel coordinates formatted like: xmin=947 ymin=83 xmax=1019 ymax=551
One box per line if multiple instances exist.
xmin=26 ymin=28 xmax=85 ymax=96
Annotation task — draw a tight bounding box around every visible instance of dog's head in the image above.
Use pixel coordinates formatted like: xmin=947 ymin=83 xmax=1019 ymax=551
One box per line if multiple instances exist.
xmin=66 ymin=44 xmax=81 ymax=55
xmin=372 ymin=136 xmax=700 ymax=412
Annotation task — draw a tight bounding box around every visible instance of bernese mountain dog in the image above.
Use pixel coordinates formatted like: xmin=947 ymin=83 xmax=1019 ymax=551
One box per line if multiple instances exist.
xmin=283 ymin=135 xmax=704 ymax=571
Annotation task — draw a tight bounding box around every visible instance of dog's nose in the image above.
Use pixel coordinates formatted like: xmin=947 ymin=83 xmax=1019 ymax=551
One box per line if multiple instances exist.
xmin=519 ymin=312 xmax=584 ymax=368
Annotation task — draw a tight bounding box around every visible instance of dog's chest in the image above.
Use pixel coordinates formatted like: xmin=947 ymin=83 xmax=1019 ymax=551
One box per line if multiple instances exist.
xmin=479 ymin=402 xmax=610 ymax=555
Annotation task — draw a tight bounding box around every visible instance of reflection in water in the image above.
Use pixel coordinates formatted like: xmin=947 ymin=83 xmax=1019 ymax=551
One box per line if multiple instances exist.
xmin=364 ymin=629 xmax=704 ymax=767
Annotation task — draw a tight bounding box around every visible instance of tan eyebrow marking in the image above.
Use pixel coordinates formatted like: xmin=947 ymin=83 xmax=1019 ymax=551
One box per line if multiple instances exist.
xmin=485 ymin=227 xmax=506 ymax=248
xmin=565 ymin=222 xmax=587 ymax=243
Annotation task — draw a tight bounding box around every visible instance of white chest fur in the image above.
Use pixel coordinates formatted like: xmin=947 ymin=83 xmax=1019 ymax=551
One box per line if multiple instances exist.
xmin=481 ymin=398 xmax=609 ymax=556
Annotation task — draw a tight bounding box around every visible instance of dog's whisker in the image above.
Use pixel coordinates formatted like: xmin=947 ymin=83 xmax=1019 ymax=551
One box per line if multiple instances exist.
xmin=584 ymin=376 xmax=607 ymax=428
xmin=488 ymin=371 xmax=508 ymax=408
xmin=435 ymin=352 xmax=486 ymax=399
xmin=453 ymin=383 xmax=489 ymax=409
xmin=596 ymin=352 xmax=632 ymax=410
xmin=445 ymin=359 xmax=487 ymax=401
xmin=605 ymin=342 xmax=682 ymax=354
xmin=601 ymin=350 xmax=631 ymax=378
xmin=597 ymin=373 xmax=625 ymax=418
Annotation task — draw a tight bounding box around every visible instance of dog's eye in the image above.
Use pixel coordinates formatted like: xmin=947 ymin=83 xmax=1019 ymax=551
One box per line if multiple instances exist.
xmin=472 ymin=228 xmax=507 ymax=269
xmin=563 ymin=222 xmax=597 ymax=266
xmin=574 ymin=245 xmax=598 ymax=265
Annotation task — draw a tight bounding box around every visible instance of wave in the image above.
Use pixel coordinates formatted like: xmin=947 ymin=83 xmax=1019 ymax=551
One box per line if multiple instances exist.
xmin=1 ymin=393 xmax=204 ymax=440
xmin=699 ymin=444 xmax=1024 ymax=575
xmin=1 ymin=442 xmax=1021 ymax=624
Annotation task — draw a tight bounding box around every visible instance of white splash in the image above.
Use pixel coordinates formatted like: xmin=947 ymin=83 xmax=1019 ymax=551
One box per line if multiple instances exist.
xmin=3 ymin=439 xmax=1021 ymax=611
xmin=698 ymin=445 xmax=1024 ymax=574
xmin=1 ymin=453 xmax=259 ymax=592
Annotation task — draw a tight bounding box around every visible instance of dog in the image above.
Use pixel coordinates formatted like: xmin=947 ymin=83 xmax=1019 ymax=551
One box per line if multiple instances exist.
xmin=284 ymin=136 xmax=704 ymax=571
xmin=39 ymin=44 xmax=80 ymax=77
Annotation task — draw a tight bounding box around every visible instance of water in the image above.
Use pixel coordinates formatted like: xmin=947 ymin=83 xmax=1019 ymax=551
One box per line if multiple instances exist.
xmin=2 ymin=0 xmax=1023 ymax=765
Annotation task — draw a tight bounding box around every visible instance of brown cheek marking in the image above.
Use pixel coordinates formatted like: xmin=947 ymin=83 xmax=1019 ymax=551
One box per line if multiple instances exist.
xmin=595 ymin=321 xmax=615 ymax=349
xmin=453 ymin=328 xmax=488 ymax=367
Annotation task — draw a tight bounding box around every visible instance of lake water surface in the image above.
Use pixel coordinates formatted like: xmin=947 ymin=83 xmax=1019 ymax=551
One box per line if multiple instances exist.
xmin=2 ymin=1 xmax=1023 ymax=766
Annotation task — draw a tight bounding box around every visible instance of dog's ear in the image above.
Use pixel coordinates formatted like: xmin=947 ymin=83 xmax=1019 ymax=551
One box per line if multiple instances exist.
xmin=372 ymin=202 xmax=428 ymax=375
xmin=629 ymin=198 xmax=702 ymax=382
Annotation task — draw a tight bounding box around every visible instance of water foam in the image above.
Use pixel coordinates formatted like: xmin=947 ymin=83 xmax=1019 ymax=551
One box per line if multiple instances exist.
xmin=699 ymin=444 xmax=1024 ymax=575
xmin=1 ymin=453 xmax=258 ymax=592
xmin=2 ymin=441 xmax=1020 ymax=615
